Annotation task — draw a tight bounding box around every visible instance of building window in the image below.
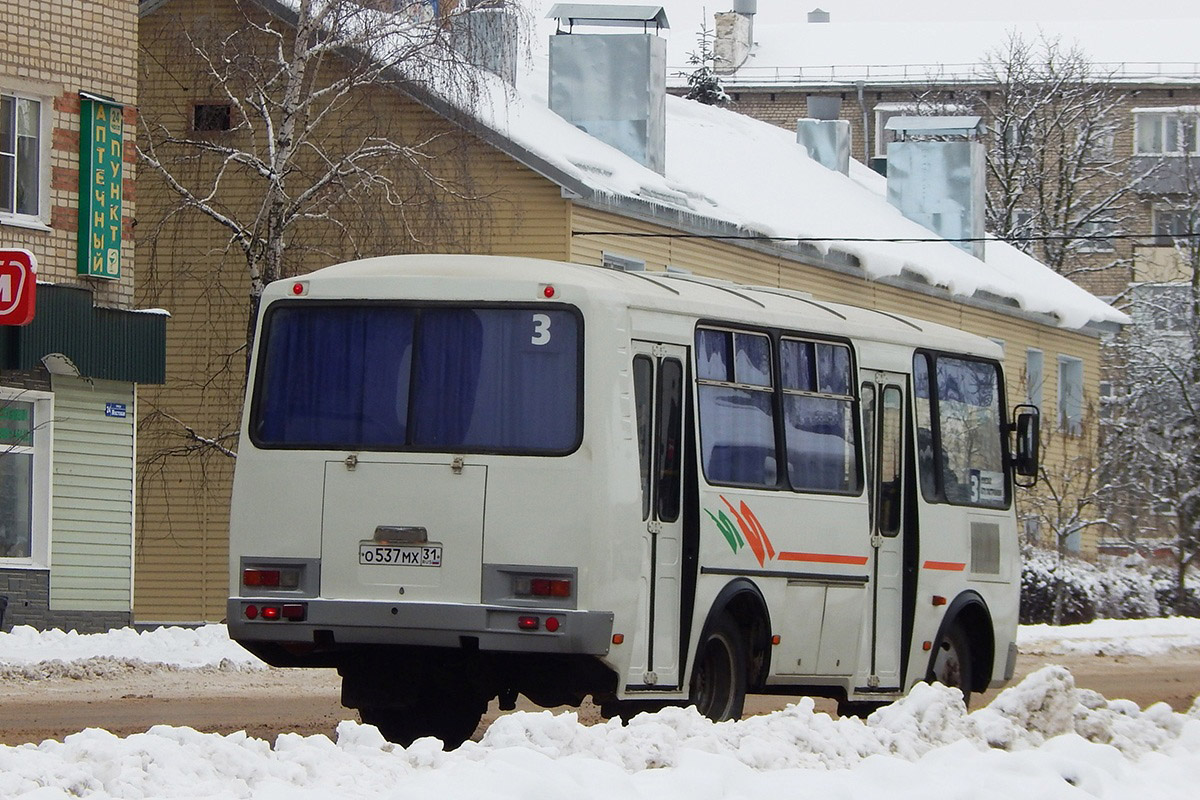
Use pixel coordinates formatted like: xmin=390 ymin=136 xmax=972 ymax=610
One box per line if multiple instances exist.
xmin=601 ymin=252 xmax=645 ymax=272
xmin=0 ymin=91 xmax=45 ymax=223
xmin=1025 ymin=348 xmax=1044 ymax=410
xmin=0 ymin=388 xmax=52 ymax=565
xmin=1130 ymin=283 xmax=1192 ymax=333
xmin=1057 ymin=355 xmax=1084 ymax=436
xmin=1134 ymin=110 xmax=1199 ymax=155
xmin=1075 ymin=219 xmax=1116 ymax=253
xmin=193 ymin=102 xmax=233 ymax=132
xmin=1153 ymin=207 xmax=1192 ymax=246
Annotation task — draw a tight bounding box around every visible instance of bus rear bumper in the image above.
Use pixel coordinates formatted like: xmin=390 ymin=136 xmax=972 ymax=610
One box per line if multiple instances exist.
xmin=227 ymin=597 xmax=614 ymax=657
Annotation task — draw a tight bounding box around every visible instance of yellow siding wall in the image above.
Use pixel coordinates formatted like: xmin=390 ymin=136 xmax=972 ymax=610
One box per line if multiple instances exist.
xmin=135 ymin=0 xmax=571 ymax=621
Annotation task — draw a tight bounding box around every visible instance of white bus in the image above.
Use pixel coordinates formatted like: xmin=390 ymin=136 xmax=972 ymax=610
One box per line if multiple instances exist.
xmin=228 ymin=255 xmax=1039 ymax=746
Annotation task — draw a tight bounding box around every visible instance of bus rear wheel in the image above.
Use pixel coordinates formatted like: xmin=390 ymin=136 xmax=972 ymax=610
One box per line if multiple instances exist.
xmin=927 ymin=623 xmax=973 ymax=708
xmin=689 ymin=613 xmax=747 ymax=721
xmin=358 ymin=696 xmax=484 ymax=749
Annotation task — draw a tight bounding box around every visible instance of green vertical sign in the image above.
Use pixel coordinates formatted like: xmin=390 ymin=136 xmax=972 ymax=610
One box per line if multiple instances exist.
xmin=77 ymin=95 xmax=124 ymax=280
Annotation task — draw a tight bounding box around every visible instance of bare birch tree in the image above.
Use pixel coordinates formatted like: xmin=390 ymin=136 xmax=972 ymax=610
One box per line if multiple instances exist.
xmin=1102 ymin=153 xmax=1200 ymax=612
xmin=139 ymin=0 xmax=520 ymax=367
xmin=972 ymin=33 xmax=1152 ymax=278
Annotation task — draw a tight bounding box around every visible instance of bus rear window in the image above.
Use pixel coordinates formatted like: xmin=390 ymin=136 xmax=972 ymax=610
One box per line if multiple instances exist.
xmin=252 ymin=305 xmax=581 ymax=453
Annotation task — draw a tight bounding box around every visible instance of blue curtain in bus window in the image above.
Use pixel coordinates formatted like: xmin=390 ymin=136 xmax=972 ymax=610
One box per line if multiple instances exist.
xmin=912 ymin=354 xmax=938 ymax=501
xmin=699 ymin=386 xmax=776 ymax=486
xmin=412 ymin=309 xmax=578 ymax=451
xmin=816 ymin=344 xmax=851 ymax=395
xmin=256 ymin=307 xmax=414 ymax=447
xmin=784 ymin=395 xmax=855 ymax=492
xmin=696 ymin=328 xmax=733 ymax=381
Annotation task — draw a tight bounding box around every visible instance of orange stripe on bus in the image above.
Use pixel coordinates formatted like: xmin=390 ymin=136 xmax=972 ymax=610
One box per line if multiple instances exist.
xmin=777 ymin=552 xmax=869 ymax=565
xmin=923 ymin=561 xmax=967 ymax=571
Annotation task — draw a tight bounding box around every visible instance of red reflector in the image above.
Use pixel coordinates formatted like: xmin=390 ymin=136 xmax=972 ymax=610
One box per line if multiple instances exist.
xmin=245 ymin=605 xmax=258 ymax=620
xmin=517 ymin=616 xmax=539 ymax=631
xmin=261 ymin=606 xmax=281 ymax=621
xmin=922 ymin=640 xmax=933 ymax=651
xmin=282 ymin=603 xmax=307 ymax=621
xmin=612 ymin=634 xmax=624 ymax=645
xmin=545 ymin=617 xmax=560 ymax=633
xmin=530 ymin=578 xmax=571 ymax=598
xmin=243 ymin=569 xmax=281 ymax=588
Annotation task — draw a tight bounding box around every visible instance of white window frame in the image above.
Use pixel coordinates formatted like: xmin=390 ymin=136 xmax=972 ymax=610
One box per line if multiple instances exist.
xmin=0 ymin=87 xmax=52 ymax=229
xmin=0 ymin=387 xmax=53 ymax=568
xmin=1025 ymin=348 xmax=1044 ymax=410
xmin=1133 ymin=109 xmax=1200 ymax=156
xmin=1057 ymin=355 xmax=1084 ymax=436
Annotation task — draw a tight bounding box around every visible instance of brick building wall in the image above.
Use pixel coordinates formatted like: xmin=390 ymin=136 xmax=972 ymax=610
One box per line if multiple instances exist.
xmin=1 ymin=1 xmax=143 ymax=632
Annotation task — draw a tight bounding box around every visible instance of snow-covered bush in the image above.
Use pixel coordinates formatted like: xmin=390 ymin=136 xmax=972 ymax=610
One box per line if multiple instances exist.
xmin=1020 ymin=546 xmax=1195 ymax=623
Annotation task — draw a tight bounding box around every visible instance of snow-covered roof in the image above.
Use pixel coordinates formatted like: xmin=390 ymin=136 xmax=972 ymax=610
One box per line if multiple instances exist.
xmin=480 ymin=46 xmax=1126 ymax=330
xmin=148 ymin=0 xmax=1127 ymax=331
xmin=626 ymin=1 xmax=1200 ymax=86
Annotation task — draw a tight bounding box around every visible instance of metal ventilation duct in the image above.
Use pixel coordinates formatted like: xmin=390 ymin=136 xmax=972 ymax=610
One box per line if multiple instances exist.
xmin=547 ymin=7 xmax=667 ymax=174
xmin=797 ymin=119 xmax=850 ymax=174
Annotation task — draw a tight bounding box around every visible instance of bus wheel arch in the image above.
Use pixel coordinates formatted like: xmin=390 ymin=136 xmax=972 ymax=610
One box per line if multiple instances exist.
xmin=926 ymin=591 xmax=995 ymax=701
xmin=694 ymin=580 xmax=772 ymax=696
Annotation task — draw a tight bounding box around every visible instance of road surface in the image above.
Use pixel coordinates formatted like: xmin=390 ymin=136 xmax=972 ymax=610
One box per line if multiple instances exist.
xmin=2 ymin=648 xmax=1198 ymax=746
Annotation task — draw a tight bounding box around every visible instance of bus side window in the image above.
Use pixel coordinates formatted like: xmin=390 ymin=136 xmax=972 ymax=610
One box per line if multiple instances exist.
xmin=633 ymin=355 xmax=654 ymax=521
xmin=656 ymin=358 xmax=684 ymax=523
xmin=913 ymin=353 xmax=939 ymax=502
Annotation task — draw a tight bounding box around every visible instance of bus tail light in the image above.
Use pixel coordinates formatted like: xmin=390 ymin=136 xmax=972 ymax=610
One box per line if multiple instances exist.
xmin=243 ymin=567 xmax=300 ymax=590
xmin=517 ymin=616 xmax=539 ymax=630
xmin=513 ymin=576 xmax=572 ymax=598
xmin=261 ymin=606 xmax=281 ymax=621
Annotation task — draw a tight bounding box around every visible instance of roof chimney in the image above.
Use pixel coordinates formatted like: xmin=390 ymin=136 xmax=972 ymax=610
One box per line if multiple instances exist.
xmin=451 ymin=2 xmax=520 ymax=85
xmin=807 ymin=8 xmax=831 ymax=23
xmin=714 ymin=3 xmax=755 ymax=74
xmin=885 ymin=116 xmax=987 ymax=260
xmin=797 ymin=120 xmax=850 ymax=174
xmin=546 ymin=4 xmax=669 ymax=174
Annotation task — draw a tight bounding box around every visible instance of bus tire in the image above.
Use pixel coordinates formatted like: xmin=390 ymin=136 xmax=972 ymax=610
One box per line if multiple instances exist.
xmin=926 ymin=622 xmax=974 ymax=708
xmin=359 ymin=696 xmax=484 ymax=749
xmin=689 ymin=613 xmax=747 ymax=721
xmin=836 ymin=700 xmax=884 ymax=719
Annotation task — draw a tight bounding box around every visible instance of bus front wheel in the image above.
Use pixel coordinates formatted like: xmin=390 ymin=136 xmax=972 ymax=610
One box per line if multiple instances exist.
xmin=689 ymin=613 xmax=747 ymax=721
xmin=926 ymin=623 xmax=974 ymax=708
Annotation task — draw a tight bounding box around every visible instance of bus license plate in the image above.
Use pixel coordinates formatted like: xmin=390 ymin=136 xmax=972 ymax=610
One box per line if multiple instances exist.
xmin=359 ymin=544 xmax=442 ymax=567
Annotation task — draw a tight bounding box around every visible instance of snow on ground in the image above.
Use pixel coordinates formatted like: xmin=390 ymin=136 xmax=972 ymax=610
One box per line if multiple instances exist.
xmin=2 ymin=619 xmax=1200 ymax=798
xmin=1019 ymin=617 xmax=1200 ymax=656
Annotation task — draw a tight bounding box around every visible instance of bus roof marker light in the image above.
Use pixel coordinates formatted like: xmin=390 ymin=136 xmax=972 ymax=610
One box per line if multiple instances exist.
xmin=540 ymin=284 xmax=555 ymax=299
xmin=292 ymin=281 xmax=308 ymax=296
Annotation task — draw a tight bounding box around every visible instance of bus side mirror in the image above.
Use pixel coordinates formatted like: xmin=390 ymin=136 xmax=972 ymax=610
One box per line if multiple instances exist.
xmin=1012 ymin=405 xmax=1040 ymax=485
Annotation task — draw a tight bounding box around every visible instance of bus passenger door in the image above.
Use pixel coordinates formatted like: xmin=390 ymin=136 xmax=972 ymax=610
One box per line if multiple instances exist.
xmin=631 ymin=342 xmax=687 ymax=689
xmin=861 ymin=374 xmax=907 ymax=690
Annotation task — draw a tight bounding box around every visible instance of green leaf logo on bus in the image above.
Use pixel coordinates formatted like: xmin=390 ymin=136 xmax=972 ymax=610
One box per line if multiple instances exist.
xmin=705 ymin=496 xmax=776 ymax=567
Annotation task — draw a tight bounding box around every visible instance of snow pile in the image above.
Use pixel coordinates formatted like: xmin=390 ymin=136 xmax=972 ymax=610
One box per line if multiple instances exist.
xmin=0 ymin=624 xmax=266 ymax=677
xmin=1 ymin=667 xmax=1199 ymax=799
xmin=1019 ymin=617 xmax=1200 ymax=657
